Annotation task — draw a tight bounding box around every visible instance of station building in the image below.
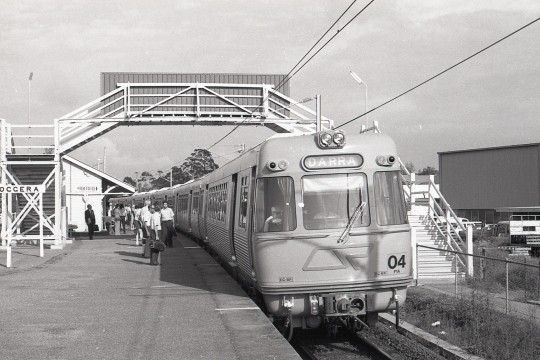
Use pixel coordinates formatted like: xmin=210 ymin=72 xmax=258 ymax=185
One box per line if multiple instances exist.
xmin=438 ymin=142 xmax=540 ymax=224
xmin=62 ymin=156 xmax=134 ymax=234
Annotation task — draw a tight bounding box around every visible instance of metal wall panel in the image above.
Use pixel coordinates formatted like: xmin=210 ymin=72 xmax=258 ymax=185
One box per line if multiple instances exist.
xmin=439 ymin=144 xmax=540 ymax=209
xmin=100 ymin=72 xmax=290 ymax=96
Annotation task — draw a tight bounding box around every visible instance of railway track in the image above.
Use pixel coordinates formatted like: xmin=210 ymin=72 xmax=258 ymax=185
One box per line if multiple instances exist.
xmin=292 ymin=328 xmax=396 ymax=360
xmin=290 ymin=321 xmax=446 ymax=360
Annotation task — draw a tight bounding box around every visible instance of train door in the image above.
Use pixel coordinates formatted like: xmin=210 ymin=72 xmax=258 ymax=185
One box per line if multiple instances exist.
xmin=198 ymin=186 xmax=205 ymax=239
xmin=233 ymin=169 xmax=253 ymax=279
xmin=249 ymin=166 xmax=256 ymax=272
xmin=188 ymin=190 xmax=193 ymax=231
xmin=229 ymin=174 xmax=238 ymax=261
xmin=202 ymin=185 xmax=209 ymax=242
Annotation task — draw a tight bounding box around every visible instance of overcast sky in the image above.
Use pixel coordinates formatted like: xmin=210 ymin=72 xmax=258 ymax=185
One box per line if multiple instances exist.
xmin=1 ymin=0 xmax=539 ymax=180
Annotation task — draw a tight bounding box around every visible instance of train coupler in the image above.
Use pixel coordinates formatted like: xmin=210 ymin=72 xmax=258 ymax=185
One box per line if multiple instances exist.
xmin=321 ymin=292 xmax=367 ymax=317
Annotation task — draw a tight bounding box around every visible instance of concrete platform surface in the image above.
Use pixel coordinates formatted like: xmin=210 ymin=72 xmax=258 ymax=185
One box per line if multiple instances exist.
xmin=0 ymin=234 xmax=300 ymax=360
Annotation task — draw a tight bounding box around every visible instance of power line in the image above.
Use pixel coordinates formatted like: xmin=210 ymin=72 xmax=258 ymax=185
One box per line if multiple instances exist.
xmin=288 ymin=0 xmax=375 ymax=80
xmin=207 ymin=0 xmax=373 ymax=150
xmin=336 ymin=15 xmax=540 ymax=129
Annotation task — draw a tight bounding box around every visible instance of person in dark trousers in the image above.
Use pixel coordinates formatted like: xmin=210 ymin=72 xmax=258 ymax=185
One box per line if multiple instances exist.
xmin=85 ymin=204 xmax=96 ymax=240
xmin=149 ymin=205 xmax=162 ymax=265
xmin=160 ymin=201 xmax=175 ymax=247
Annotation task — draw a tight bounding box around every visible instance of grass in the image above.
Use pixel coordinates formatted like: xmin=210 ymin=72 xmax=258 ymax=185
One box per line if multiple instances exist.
xmin=470 ymin=234 xmax=540 ymax=302
xmin=401 ymin=287 xmax=540 ymax=360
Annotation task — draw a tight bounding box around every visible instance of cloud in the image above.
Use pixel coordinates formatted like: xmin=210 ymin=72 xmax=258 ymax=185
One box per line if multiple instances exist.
xmin=1 ymin=0 xmax=539 ymax=175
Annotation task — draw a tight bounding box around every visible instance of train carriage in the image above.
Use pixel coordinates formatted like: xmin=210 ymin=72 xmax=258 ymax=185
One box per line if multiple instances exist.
xmin=110 ymin=129 xmax=411 ymax=333
xmin=250 ymin=131 xmax=411 ymax=330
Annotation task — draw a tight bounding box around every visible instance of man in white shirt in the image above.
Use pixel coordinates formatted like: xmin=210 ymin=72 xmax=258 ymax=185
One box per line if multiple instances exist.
xmin=149 ymin=205 xmax=162 ymax=266
xmin=141 ymin=200 xmax=152 ymax=258
xmin=160 ymin=201 xmax=175 ymax=248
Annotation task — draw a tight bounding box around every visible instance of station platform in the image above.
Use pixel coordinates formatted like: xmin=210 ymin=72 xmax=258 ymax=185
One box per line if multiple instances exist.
xmin=0 ymin=233 xmax=300 ymax=360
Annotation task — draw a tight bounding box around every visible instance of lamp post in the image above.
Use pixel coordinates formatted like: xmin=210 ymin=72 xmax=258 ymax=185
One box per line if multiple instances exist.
xmin=28 ymin=72 xmax=33 ymax=154
xmin=350 ymin=71 xmax=368 ymax=128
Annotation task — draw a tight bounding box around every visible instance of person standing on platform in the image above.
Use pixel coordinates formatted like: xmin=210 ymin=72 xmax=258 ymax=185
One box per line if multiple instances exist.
xmin=85 ymin=204 xmax=96 ymax=240
xmin=160 ymin=201 xmax=175 ymax=248
xmin=149 ymin=204 xmax=162 ymax=265
xmin=133 ymin=203 xmax=143 ymax=246
xmin=119 ymin=204 xmax=127 ymax=234
xmin=125 ymin=203 xmax=132 ymax=230
xmin=141 ymin=200 xmax=152 ymax=258
xmin=113 ymin=204 xmax=121 ymax=235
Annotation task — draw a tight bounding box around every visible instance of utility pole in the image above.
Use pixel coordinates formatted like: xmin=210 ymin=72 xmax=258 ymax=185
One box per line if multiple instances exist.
xmin=135 ymin=172 xmax=139 ymax=192
xmin=170 ymin=168 xmax=173 ymax=187
xmin=28 ymin=72 xmax=33 ymax=154
xmin=102 ymin=147 xmax=106 ymax=173
xmin=316 ymin=94 xmax=321 ymax=132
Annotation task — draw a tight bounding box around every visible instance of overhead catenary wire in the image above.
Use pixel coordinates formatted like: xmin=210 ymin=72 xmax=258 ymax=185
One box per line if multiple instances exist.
xmin=207 ymin=0 xmax=374 ymax=151
xmin=336 ymin=15 xmax=540 ymax=129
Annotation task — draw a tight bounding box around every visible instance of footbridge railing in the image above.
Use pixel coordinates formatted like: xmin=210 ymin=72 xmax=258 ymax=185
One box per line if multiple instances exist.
xmin=57 ymin=82 xmax=333 ymax=154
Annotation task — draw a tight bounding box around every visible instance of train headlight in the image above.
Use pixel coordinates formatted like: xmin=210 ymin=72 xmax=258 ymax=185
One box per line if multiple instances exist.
xmin=333 ymin=131 xmax=345 ymax=146
xmin=320 ymin=132 xmax=333 ymax=147
xmin=317 ymin=130 xmax=346 ymax=149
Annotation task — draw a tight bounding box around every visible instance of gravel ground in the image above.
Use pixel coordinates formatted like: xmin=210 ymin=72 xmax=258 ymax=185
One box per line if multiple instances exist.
xmin=360 ymin=322 xmax=445 ymax=360
xmin=294 ymin=321 xmax=445 ymax=360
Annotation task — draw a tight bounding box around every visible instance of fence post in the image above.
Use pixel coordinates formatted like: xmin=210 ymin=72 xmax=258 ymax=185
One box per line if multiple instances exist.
xmin=480 ymin=247 xmax=486 ymax=280
xmin=538 ymin=259 xmax=540 ymax=300
xmin=454 ymin=255 xmax=458 ymax=297
xmin=505 ymin=259 xmax=509 ymax=315
xmin=411 ymin=228 xmax=417 ymax=284
xmin=466 ymin=225 xmax=473 ymax=276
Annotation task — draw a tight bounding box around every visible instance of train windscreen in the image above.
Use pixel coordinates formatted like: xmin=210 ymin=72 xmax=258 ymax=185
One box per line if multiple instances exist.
xmin=373 ymin=171 xmax=408 ymax=225
xmin=255 ymin=177 xmax=297 ymax=232
xmin=302 ymin=173 xmax=369 ymax=230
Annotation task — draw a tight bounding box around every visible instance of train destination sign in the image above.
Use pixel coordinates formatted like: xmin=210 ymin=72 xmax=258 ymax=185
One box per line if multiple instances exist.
xmin=0 ymin=184 xmax=46 ymax=193
xmin=303 ymin=154 xmax=363 ymax=170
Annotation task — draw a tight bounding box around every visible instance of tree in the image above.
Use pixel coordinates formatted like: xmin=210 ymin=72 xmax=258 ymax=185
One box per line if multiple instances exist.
xmin=402 ymin=162 xmax=415 ymax=175
xmin=138 ymin=171 xmax=155 ymax=192
xmin=151 ymin=176 xmax=170 ymax=189
xmin=176 ymin=149 xmax=218 ymax=182
xmin=126 ymin=148 xmax=219 ymax=191
xmin=417 ymin=166 xmax=439 ymax=175
xmin=123 ymin=176 xmax=136 ymax=187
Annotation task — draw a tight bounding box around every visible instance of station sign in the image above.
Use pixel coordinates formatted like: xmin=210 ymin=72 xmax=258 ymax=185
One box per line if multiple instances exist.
xmin=75 ymin=185 xmax=100 ymax=194
xmin=0 ymin=184 xmax=46 ymax=193
xmin=302 ymin=154 xmax=363 ymax=171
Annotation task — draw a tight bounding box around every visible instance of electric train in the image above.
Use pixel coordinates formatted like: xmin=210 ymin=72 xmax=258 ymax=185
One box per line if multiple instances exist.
xmin=111 ymin=129 xmax=412 ymax=333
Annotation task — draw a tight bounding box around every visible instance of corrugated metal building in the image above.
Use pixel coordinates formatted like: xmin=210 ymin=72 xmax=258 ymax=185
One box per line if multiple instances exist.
xmin=100 ymin=72 xmax=290 ymax=117
xmin=438 ymin=143 xmax=540 ymax=224
xmin=101 ymin=72 xmax=290 ymax=95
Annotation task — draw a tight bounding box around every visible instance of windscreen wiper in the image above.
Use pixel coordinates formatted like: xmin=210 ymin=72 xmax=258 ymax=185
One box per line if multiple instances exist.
xmin=338 ymin=202 xmax=366 ymax=244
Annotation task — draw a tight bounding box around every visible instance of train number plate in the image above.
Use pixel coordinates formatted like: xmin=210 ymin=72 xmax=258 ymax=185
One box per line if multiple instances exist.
xmin=374 ymin=253 xmax=407 ymax=276
xmin=279 ymin=277 xmax=293 ymax=282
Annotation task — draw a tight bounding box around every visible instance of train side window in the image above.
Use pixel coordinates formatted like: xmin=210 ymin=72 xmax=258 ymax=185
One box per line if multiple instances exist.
xmin=255 ymin=177 xmax=296 ymax=232
xmin=238 ymin=176 xmax=249 ymax=229
xmin=373 ymin=171 xmax=407 ymax=225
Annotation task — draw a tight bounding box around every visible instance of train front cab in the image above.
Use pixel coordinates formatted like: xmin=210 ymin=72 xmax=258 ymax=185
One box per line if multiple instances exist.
xmin=252 ymin=131 xmax=412 ymax=329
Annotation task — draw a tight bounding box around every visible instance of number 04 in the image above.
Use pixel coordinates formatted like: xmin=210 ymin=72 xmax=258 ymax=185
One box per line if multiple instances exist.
xmin=388 ymin=255 xmax=406 ymax=269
